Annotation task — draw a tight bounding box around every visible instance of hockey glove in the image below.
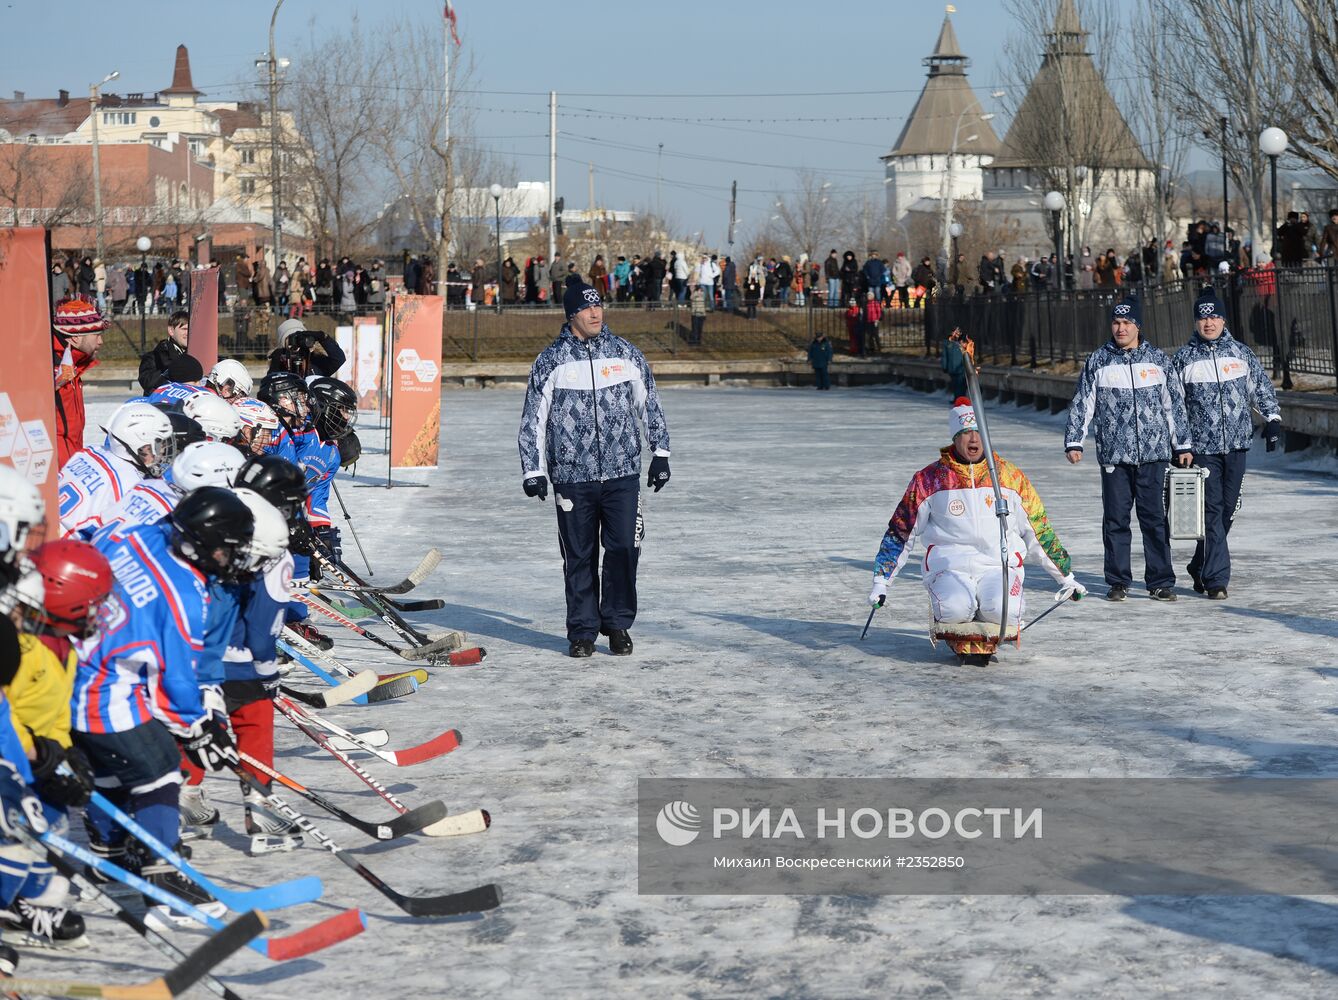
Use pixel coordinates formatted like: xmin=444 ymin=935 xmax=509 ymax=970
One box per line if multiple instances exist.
xmin=523 ymin=475 xmax=549 ymax=501
xmin=1057 ymin=575 xmax=1087 ymax=602
xmin=181 ymin=716 xmax=240 ymax=773
xmin=0 ymin=760 xmax=47 ymax=838
xmin=647 ymin=456 xmax=671 ymax=493
xmin=1264 ymin=419 xmax=1282 ymax=453
xmin=869 ymin=576 xmax=888 ymax=608
xmin=338 ymin=430 xmax=362 ymax=469
xmin=30 ymin=736 xmax=94 ymax=808
xmin=288 ymin=517 xmax=315 ymax=556
xmin=314 ymin=526 xmax=343 ymax=563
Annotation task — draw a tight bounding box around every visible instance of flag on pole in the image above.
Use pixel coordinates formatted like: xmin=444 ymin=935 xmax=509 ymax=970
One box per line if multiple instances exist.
xmin=444 ymin=1 xmax=461 ymax=46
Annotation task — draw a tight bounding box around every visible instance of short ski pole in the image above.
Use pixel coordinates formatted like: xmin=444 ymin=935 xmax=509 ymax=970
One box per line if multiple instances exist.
xmin=1021 ymin=591 xmax=1081 ymax=632
xmin=860 ymin=605 xmax=878 ymax=640
xmin=332 ymin=478 xmax=374 ymax=577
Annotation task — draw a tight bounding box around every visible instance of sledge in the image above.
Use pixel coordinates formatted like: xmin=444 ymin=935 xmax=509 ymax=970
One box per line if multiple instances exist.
xmin=929 ymin=620 xmax=1020 ymax=664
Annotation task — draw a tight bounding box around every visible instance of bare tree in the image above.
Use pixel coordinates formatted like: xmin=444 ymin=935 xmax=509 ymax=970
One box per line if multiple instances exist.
xmin=1150 ymin=0 xmax=1293 ymax=255
xmin=999 ymin=0 xmax=1147 ymax=254
xmin=1115 ymin=0 xmax=1191 ymax=248
xmin=768 ymin=170 xmax=845 ymax=258
xmin=278 ymin=15 xmax=387 ymax=260
xmin=1277 ymin=0 xmax=1338 ymax=182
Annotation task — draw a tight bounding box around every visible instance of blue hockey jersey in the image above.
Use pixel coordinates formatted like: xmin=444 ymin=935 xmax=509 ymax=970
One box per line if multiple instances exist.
xmin=71 ymin=523 xmax=209 ymax=736
xmin=223 ymin=555 xmax=292 ymax=685
xmin=295 ymin=428 xmax=340 ymax=529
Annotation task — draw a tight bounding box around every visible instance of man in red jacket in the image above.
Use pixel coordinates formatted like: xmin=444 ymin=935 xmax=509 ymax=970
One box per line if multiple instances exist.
xmin=52 ymin=298 xmax=108 ymax=469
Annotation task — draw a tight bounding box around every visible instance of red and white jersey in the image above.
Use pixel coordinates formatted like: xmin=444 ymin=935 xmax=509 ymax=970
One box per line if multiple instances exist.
xmin=57 ymin=445 xmax=142 ymax=539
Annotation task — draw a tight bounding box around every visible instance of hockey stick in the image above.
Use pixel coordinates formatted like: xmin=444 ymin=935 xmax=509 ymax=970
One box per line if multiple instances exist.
xmin=237 ymin=752 xmax=448 ymax=841
xmin=36 ymin=845 xmax=245 ymax=1000
xmin=33 ymin=829 xmax=364 ymax=961
xmin=276 ymin=694 xmax=462 ymax=767
xmin=305 ymin=548 xmax=441 ymax=595
xmin=309 ymin=550 xmax=450 ymax=652
xmin=326 ymin=728 xmax=389 ymax=751
xmin=88 ymin=791 xmax=323 ymax=912
xmin=330 ymin=479 xmax=373 ymax=577
xmin=272 ymin=666 xmax=377 ymax=709
xmin=295 ymin=593 xmax=461 ymax=661
xmin=228 ymin=767 xmax=503 ymax=917
xmin=0 ymin=908 xmax=264 ymax=1000
xmin=281 ymin=628 xmax=435 ymax=683
xmin=275 ymin=702 xmax=490 ymax=838
xmin=317 ymin=591 xmax=446 ymax=616
xmin=278 ymin=636 xmax=420 ymax=704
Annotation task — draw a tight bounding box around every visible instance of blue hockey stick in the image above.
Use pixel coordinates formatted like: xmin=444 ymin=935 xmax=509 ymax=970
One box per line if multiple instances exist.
xmin=89 ymin=790 xmax=323 ymax=912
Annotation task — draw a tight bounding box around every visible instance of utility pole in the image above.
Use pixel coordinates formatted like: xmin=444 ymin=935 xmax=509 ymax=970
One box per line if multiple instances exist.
xmin=89 ymin=70 xmax=118 ymax=267
xmin=1219 ymin=115 xmax=1229 ymax=230
xmin=588 ymin=163 xmax=595 ymax=241
xmin=548 ymin=91 xmax=557 ymax=266
xmin=268 ymin=0 xmax=286 ymax=268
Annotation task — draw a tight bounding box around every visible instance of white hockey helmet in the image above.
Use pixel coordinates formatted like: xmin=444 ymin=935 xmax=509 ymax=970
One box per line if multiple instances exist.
xmin=0 ymin=464 xmax=45 ymax=567
xmin=232 ymin=397 xmax=281 ymax=455
xmin=169 ymin=441 xmax=246 ymax=494
xmin=206 ymin=359 xmax=254 ymax=401
xmin=0 ymin=566 xmax=44 ymax=633
xmin=232 ymin=487 xmax=289 ymax=574
xmin=105 ymin=401 xmax=176 ymax=477
xmin=183 ymin=392 xmax=243 ymax=443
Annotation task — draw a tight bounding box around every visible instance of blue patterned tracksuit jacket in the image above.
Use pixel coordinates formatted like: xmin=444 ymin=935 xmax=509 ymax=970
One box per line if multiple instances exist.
xmin=1170 ymin=330 xmax=1280 ymax=455
xmin=518 ymin=325 xmax=671 ymax=486
xmin=1064 ymin=340 xmax=1192 ymax=465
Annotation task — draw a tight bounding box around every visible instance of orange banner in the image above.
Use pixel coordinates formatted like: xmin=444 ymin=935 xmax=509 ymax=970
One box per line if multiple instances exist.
xmin=187 ymin=266 xmax=219 ymax=371
xmin=388 ymin=295 xmax=443 ymax=469
xmin=0 ymin=227 xmax=60 ymax=536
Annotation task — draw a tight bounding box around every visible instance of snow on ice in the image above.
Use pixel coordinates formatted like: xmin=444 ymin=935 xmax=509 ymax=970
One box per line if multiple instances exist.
xmin=39 ymin=382 xmax=1338 ymax=998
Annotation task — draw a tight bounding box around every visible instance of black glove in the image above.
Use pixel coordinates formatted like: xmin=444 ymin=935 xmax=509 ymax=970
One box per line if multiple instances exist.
xmin=288 ymin=518 xmax=315 ymax=556
xmin=523 ymin=475 xmax=548 ymax=501
xmin=181 ymin=716 xmax=240 ymax=773
xmin=1264 ymin=420 xmax=1282 ymax=453
xmin=30 ymin=737 xmax=94 ymax=808
xmin=647 ymin=455 xmax=671 ymax=493
xmin=314 ymin=525 xmax=343 ymax=563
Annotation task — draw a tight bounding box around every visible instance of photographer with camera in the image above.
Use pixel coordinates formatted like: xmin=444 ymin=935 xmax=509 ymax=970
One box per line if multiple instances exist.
xmin=267 ymin=318 xmax=347 ymax=378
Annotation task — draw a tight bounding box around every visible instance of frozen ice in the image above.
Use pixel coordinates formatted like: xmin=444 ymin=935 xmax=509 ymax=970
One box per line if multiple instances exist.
xmin=38 ymin=382 xmax=1338 ymax=998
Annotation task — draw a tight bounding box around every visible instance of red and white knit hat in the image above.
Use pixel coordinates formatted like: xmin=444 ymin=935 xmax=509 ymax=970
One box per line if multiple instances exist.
xmin=53 ymin=298 xmax=108 ymax=336
xmin=949 ymin=396 xmax=978 ymax=437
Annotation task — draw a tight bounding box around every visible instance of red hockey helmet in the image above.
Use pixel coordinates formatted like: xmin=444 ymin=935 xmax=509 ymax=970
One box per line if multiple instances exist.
xmin=29 ymin=539 xmax=114 ymax=638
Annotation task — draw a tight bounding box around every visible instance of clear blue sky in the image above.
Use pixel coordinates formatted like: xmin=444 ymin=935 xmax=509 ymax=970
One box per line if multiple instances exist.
xmin=0 ymin=0 xmax=1207 ymax=246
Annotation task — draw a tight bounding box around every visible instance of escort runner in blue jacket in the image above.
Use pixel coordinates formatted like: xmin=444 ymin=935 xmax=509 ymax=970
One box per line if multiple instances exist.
xmin=518 ymin=282 xmax=671 ymax=658
xmin=1171 ymin=288 xmax=1281 ymax=599
xmin=1065 ymin=297 xmax=1193 ymax=602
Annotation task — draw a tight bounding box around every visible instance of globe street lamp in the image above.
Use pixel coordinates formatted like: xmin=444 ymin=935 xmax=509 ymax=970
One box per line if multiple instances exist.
xmin=136 ymin=235 xmax=151 ymax=350
xmin=1043 ymin=191 xmax=1065 ymax=290
xmin=1259 ymin=127 xmax=1288 ymax=260
xmin=949 ymin=222 xmax=963 ymax=295
xmin=489 ymin=183 xmax=504 ymax=313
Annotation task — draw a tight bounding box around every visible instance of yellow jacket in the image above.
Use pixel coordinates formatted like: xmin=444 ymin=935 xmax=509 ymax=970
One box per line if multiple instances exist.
xmin=5 ymin=635 xmax=76 ymax=754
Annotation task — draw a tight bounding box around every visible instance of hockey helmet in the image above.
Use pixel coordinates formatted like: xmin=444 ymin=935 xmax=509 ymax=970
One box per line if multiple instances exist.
xmin=182 ymin=392 xmax=243 ymax=443
xmin=105 ymin=401 xmax=176 ymax=477
xmin=205 ymin=359 xmax=254 ymax=401
xmin=25 ymin=539 xmax=113 ymax=639
xmin=169 ymin=441 xmax=246 ymax=494
xmin=232 ymin=488 xmax=290 ymax=575
xmin=307 ymin=377 xmax=357 ymax=442
xmin=170 ymin=486 xmax=254 ymax=582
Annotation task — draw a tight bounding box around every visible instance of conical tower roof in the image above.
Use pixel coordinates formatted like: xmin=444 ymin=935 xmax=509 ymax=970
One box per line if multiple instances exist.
xmin=991 ymin=2 xmax=1149 ymax=170
xmin=885 ymin=13 xmax=1000 ymax=158
xmin=161 ymin=44 xmax=202 ymax=97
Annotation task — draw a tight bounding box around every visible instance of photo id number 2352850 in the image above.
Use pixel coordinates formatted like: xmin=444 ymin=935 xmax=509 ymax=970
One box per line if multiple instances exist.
xmin=897 ymin=857 xmax=965 ymax=868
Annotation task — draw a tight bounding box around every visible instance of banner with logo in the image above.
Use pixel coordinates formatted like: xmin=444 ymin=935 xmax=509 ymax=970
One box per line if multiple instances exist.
xmin=0 ymin=227 xmax=60 ymax=534
xmin=388 ymin=295 xmax=442 ymax=469
xmin=334 ymin=323 xmax=354 ymax=382
xmin=187 ymin=266 xmax=219 ymax=372
xmin=353 ymin=315 xmax=384 ymax=412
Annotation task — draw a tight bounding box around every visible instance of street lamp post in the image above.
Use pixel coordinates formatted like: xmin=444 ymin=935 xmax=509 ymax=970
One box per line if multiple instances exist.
xmin=89 ymin=70 xmax=119 ymax=273
xmin=939 ymin=106 xmax=994 ymax=269
xmin=267 ymin=0 xmax=287 ymax=270
xmin=1043 ymin=191 xmax=1065 ymax=284
xmin=136 ymin=235 xmax=151 ymax=350
xmin=489 ymin=183 xmax=504 ymax=314
xmin=1219 ymin=116 xmax=1229 ymax=230
xmin=948 ymin=222 xmax=963 ymax=296
xmin=1259 ymin=126 xmax=1290 ymax=386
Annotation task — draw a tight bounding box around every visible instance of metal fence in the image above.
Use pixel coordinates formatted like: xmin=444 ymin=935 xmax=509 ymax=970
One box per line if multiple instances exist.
xmin=925 ymin=266 xmax=1338 ymax=389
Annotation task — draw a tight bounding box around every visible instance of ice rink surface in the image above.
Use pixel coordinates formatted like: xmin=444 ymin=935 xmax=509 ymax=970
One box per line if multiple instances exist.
xmin=43 ymin=382 xmax=1338 ymax=998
